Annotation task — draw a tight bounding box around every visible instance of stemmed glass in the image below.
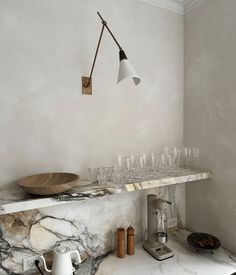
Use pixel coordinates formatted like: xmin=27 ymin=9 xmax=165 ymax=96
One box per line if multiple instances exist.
xmin=86 ymin=146 xmax=201 ymax=187
xmin=124 ymin=157 xmax=133 ymax=181
xmin=146 ymin=152 xmax=161 ymax=178
xmin=117 ymin=155 xmax=126 ymax=182
xmin=160 ymin=153 xmax=168 ymax=175
xmin=183 ymin=147 xmax=191 ymax=169
xmin=148 ymin=152 xmax=156 ymax=178
xmin=139 ymin=155 xmax=146 ymax=179
xmin=191 ymin=147 xmax=200 ymax=168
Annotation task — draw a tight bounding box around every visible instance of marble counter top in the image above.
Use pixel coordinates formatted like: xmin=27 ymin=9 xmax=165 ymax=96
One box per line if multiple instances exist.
xmin=78 ymin=229 xmax=236 ymax=275
xmin=0 ymin=169 xmax=211 ymax=215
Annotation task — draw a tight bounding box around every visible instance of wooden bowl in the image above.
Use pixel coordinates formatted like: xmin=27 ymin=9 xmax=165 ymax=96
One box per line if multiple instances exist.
xmin=18 ymin=172 xmax=79 ymax=195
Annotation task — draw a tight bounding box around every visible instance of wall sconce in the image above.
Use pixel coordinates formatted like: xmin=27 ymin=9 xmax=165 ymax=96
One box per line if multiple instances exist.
xmin=82 ymin=12 xmax=141 ymax=95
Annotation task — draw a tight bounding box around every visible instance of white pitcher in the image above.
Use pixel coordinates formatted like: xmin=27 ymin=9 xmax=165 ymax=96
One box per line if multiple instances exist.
xmin=40 ymin=245 xmax=82 ymax=275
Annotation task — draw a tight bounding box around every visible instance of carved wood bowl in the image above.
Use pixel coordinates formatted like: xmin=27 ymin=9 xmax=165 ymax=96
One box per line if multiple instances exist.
xmin=18 ymin=172 xmax=79 ymax=195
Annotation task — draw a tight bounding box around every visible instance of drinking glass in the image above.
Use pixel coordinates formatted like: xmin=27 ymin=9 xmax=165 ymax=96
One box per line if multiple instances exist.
xmin=167 ymin=154 xmax=175 ymax=175
xmin=98 ymin=168 xmax=106 ymax=185
xmin=112 ymin=167 xmax=123 ymax=184
xmin=103 ymin=167 xmax=113 ymax=181
xmin=191 ymin=147 xmax=200 ymax=168
xmin=160 ymin=153 xmax=168 ymax=174
xmin=183 ymin=147 xmax=191 ymax=169
xmin=192 ymin=147 xmax=200 ymax=159
xmin=147 ymin=152 xmax=160 ymax=178
xmin=130 ymin=155 xmax=140 ymax=179
xmin=176 ymin=149 xmax=181 ymax=170
xmin=170 ymin=147 xmax=181 ymax=173
xmin=123 ymin=157 xmax=133 ymax=181
xmin=87 ymin=168 xmax=99 ymax=182
xmin=118 ymin=155 xmax=124 ymax=169
xmin=139 ymin=155 xmax=147 ymax=179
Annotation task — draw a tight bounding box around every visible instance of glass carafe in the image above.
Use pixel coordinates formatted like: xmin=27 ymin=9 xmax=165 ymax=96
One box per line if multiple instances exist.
xmin=156 ymin=209 xmax=168 ymax=244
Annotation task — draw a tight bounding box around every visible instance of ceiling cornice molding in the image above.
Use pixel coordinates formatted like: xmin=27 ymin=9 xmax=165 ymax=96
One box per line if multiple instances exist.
xmin=184 ymin=0 xmax=207 ymax=14
xmin=140 ymin=0 xmax=206 ymax=15
xmin=140 ymin=0 xmax=184 ymax=15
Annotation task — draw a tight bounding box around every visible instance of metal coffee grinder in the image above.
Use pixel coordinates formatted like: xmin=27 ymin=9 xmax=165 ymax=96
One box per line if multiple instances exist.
xmin=143 ymin=194 xmax=174 ymax=260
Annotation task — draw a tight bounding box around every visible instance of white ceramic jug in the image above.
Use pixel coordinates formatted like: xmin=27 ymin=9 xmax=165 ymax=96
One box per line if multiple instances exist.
xmin=40 ymin=245 xmax=82 ymax=275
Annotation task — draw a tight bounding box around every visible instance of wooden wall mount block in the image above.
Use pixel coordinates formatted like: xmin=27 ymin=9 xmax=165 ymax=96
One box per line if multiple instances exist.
xmin=82 ymin=77 xmax=92 ymax=95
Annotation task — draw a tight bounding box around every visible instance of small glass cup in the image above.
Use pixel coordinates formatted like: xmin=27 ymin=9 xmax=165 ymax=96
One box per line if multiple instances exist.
xmin=98 ymin=168 xmax=106 ymax=185
xmin=112 ymin=167 xmax=123 ymax=184
xmin=103 ymin=167 xmax=113 ymax=181
xmin=87 ymin=168 xmax=99 ymax=182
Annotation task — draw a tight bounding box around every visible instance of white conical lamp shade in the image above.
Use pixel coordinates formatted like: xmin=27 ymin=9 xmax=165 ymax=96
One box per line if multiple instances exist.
xmin=117 ymin=50 xmax=141 ymax=86
xmin=117 ymin=59 xmax=141 ymax=85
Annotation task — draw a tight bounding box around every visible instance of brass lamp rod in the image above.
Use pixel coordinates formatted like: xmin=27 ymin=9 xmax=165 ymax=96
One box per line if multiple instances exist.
xmin=84 ymin=12 xmax=123 ymax=88
xmin=97 ymin=12 xmax=123 ymax=51
xmin=85 ymin=23 xmax=105 ymax=87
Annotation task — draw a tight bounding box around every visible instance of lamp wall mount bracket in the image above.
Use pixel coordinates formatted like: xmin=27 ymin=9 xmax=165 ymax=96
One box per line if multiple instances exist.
xmin=82 ymin=77 xmax=92 ymax=95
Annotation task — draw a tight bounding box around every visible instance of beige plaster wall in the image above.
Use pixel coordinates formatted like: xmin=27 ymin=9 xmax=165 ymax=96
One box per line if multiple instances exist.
xmin=0 ymin=0 xmax=183 ymax=189
xmin=184 ymin=0 xmax=236 ymax=253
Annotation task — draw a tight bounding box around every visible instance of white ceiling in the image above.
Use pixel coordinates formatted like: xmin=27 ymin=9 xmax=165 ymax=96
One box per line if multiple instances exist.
xmin=140 ymin=0 xmax=206 ymax=15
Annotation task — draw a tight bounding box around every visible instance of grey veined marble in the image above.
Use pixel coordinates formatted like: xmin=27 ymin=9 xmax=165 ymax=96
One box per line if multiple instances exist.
xmin=0 ymin=185 xmax=184 ymax=274
xmin=0 ymin=170 xmax=211 ymax=274
xmin=0 ymin=210 xmax=104 ymax=274
xmin=0 ymin=169 xmax=211 ymax=215
xmin=94 ymin=229 xmax=236 ymax=275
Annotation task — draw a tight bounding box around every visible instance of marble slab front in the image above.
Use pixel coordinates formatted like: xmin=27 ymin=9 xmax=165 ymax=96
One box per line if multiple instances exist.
xmin=0 ymin=185 xmax=184 ymax=274
xmin=0 ymin=169 xmax=211 ymax=215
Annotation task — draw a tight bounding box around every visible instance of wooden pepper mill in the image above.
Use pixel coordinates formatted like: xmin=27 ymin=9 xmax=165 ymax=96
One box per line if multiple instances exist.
xmin=127 ymin=226 xmax=135 ymax=255
xmin=117 ymin=227 xmax=125 ymax=258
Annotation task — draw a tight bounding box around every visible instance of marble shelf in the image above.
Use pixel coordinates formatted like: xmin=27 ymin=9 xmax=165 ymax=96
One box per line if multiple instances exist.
xmin=0 ymin=168 xmax=212 ymax=215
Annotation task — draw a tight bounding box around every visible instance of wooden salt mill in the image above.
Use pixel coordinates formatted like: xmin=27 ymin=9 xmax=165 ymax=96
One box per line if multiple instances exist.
xmin=127 ymin=226 xmax=135 ymax=255
xmin=117 ymin=227 xmax=125 ymax=258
